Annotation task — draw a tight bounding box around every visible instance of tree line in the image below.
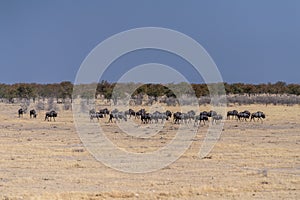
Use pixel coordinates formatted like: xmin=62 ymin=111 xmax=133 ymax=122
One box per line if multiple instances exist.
xmin=0 ymin=81 xmax=73 ymax=103
xmin=0 ymin=81 xmax=299 ymax=103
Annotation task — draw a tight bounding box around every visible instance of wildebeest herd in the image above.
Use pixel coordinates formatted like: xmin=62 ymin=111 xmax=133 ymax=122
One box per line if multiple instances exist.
xmin=88 ymin=108 xmax=266 ymax=125
xmin=16 ymin=106 xmax=266 ymax=124
xmin=227 ymin=109 xmax=266 ymax=122
xmin=17 ymin=108 xmax=58 ymax=122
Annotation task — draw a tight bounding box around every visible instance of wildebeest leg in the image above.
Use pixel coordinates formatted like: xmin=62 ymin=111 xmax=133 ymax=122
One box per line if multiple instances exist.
xmin=108 ymin=116 xmax=113 ymax=123
xmin=260 ymin=117 xmax=263 ymax=123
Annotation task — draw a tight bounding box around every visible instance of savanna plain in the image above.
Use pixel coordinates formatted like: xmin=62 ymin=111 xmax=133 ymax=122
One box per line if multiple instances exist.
xmin=0 ymin=102 xmax=299 ymax=199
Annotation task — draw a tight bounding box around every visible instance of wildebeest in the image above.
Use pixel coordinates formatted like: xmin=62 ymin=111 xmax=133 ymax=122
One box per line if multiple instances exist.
xmin=90 ymin=112 xmax=104 ymax=121
xmin=250 ymin=111 xmax=266 ymax=123
xmin=186 ymin=110 xmax=196 ymax=123
xmin=173 ymin=112 xmax=182 ymax=124
xmin=124 ymin=108 xmax=136 ymax=118
xmin=141 ymin=112 xmax=152 ymax=124
xmin=45 ymin=110 xmax=58 ymax=121
xmin=208 ymin=110 xmax=217 ymax=117
xmin=110 ymin=108 xmax=119 ymax=114
xmin=151 ymin=111 xmax=168 ymax=124
xmin=135 ymin=109 xmax=146 ymax=119
xmin=200 ymin=111 xmax=208 ymax=116
xmin=18 ymin=108 xmax=26 ymax=118
xmin=108 ymin=112 xmax=127 ymax=123
xmin=165 ymin=110 xmax=172 ymax=119
xmin=29 ymin=109 xmax=37 ymax=118
xmin=227 ymin=110 xmax=238 ymax=119
xmin=172 ymin=110 xmax=195 ymax=124
xmin=237 ymin=110 xmax=251 ymax=121
xmin=99 ymin=108 xmax=110 ymax=117
xmin=212 ymin=114 xmax=223 ymax=124
xmin=89 ymin=109 xmax=96 ymax=115
xmin=194 ymin=113 xmax=209 ymax=126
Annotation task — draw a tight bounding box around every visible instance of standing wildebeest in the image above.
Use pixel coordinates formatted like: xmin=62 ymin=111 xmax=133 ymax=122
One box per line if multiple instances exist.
xmin=45 ymin=110 xmax=58 ymax=121
xmin=141 ymin=112 xmax=152 ymax=124
xmin=250 ymin=111 xmax=265 ymax=123
xmin=171 ymin=110 xmax=195 ymax=125
xmin=18 ymin=108 xmax=26 ymax=118
xmin=186 ymin=110 xmax=196 ymax=123
xmin=29 ymin=109 xmax=37 ymax=118
xmin=173 ymin=112 xmax=183 ymax=124
xmin=110 ymin=108 xmax=119 ymax=114
xmin=194 ymin=113 xmax=209 ymax=126
xmin=135 ymin=109 xmax=146 ymax=119
xmin=124 ymin=108 xmax=136 ymax=118
xmin=237 ymin=110 xmax=251 ymax=121
xmin=151 ymin=111 xmax=169 ymax=124
xmin=90 ymin=112 xmax=104 ymax=121
xmin=165 ymin=110 xmax=172 ymax=119
xmin=99 ymin=108 xmax=110 ymax=117
xmin=212 ymin=114 xmax=223 ymax=124
xmin=108 ymin=112 xmax=127 ymax=123
xmin=207 ymin=110 xmax=217 ymax=117
xmin=227 ymin=110 xmax=238 ymax=119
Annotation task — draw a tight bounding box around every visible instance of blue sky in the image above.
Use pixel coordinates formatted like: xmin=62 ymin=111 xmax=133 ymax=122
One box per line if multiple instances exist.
xmin=0 ymin=0 xmax=299 ymax=84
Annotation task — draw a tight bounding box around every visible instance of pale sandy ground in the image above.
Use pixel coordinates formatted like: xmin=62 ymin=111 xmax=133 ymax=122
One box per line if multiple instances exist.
xmin=0 ymin=103 xmax=299 ymax=199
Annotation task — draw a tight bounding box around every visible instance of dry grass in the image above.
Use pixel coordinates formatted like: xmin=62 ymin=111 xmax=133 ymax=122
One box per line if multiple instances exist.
xmin=0 ymin=103 xmax=299 ymax=199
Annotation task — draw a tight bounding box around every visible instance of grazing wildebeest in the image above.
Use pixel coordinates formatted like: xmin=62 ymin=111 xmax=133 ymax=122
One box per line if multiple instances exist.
xmin=124 ymin=108 xmax=136 ymax=118
xmin=237 ymin=111 xmax=250 ymax=121
xmin=108 ymin=112 xmax=127 ymax=123
xmin=45 ymin=110 xmax=58 ymax=121
xmin=18 ymin=108 xmax=25 ymax=118
xmin=250 ymin=111 xmax=265 ymax=123
xmin=99 ymin=108 xmax=110 ymax=117
xmin=227 ymin=110 xmax=238 ymax=119
xmin=194 ymin=113 xmax=209 ymax=126
xmin=212 ymin=114 xmax=223 ymax=124
xmin=29 ymin=109 xmax=37 ymax=118
xmin=90 ymin=112 xmax=103 ymax=121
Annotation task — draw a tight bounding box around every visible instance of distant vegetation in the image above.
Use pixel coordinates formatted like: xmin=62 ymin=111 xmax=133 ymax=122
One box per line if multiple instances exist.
xmin=0 ymin=81 xmax=300 ymax=106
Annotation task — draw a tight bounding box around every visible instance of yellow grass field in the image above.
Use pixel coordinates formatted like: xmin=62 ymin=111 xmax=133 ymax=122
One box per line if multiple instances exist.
xmin=0 ymin=103 xmax=299 ymax=199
